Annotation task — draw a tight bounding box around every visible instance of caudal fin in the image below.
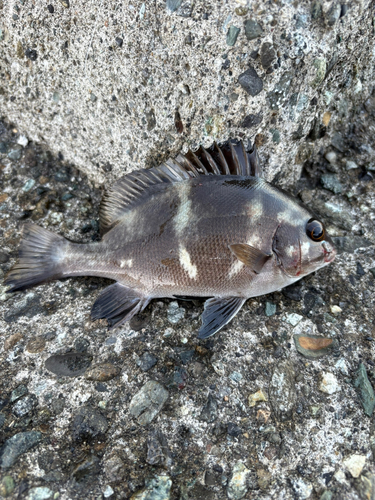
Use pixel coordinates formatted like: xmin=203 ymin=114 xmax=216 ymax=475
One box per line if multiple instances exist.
xmin=5 ymin=223 xmax=68 ymax=292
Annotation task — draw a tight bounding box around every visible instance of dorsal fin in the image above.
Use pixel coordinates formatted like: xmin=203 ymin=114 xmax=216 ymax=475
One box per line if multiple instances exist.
xmin=99 ymin=160 xmax=199 ymax=234
xmin=99 ymin=140 xmax=261 ymax=235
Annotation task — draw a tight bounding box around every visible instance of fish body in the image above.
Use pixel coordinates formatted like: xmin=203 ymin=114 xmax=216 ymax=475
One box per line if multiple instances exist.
xmin=6 ymin=141 xmax=336 ymax=338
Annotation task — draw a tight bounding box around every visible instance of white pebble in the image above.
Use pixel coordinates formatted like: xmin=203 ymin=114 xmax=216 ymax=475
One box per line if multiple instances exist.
xmin=103 ymin=485 xmax=114 ymax=498
xmin=330 ymin=305 xmax=342 ymax=315
xmin=325 ymin=151 xmax=337 ymax=164
xmin=17 ymin=134 xmax=28 ymax=147
xmin=285 ymin=313 xmax=303 ymax=326
xmin=343 ymin=454 xmax=366 ymax=478
xmin=319 ymin=372 xmax=340 ymax=394
xmin=346 ymin=160 xmax=358 ymax=170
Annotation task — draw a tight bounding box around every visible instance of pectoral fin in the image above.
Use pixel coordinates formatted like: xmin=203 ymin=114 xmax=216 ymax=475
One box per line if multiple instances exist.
xmin=91 ymin=283 xmax=149 ymax=329
xmin=197 ymin=297 xmax=246 ymax=339
xmin=229 ymin=243 xmax=271 ymax=274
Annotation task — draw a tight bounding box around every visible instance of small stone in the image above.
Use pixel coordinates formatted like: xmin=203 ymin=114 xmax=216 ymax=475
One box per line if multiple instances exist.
xmin=226 ymin=26 xmax=240 ymax=47
xmin=238 ymin=67 xmax=263 ymax=97
xmin=47 ymin=5 xmax=54 ymax=13
xmin=145 ymin=109 xmax=156 ymax=131
xmin=227 ymin=461 xmax=250 ymax=500
xmin=200 ymin=395 xmax=218 ymax=422
xmin=319 ymin=372 xmax=340 ymax=394
xmin=330 ymin=305 xmax=342 ymax=315
xmin=242 ymin=113 xmax=263 ymax=128
xmin=59 ymin=0 xmax=70 ymax=7
xmin=291 ymin=478 xmax=313 ymax=499
xmin=320 ymin=174 xmax=343 ymax=194
xmin=322 ymin=111 xmax=331 ymax=126
xmin=311 ymin=1 xmax=322 ymax=19
xmin=74 ymin=337 xmax=90 ymax=352
xmin=229 ymin=371 xmax=242 ymax=384
xmin=311 ymin=58 xmax=327 ymax=88
xmin=248 ymin=389 xmax=267 ymax=407
xmin=285 ymin=313 xmax=303 ymax=326
xmin=90 ymin=93 xmax=97 ymax=102
xmin=260 ymin=42 xmax=276 ymax=70
xmin=129 ymin=381 xmax=169 ymax=425
xmin=146 ymin=429 xmax=171 ymax=467
xmin=166 ymin=0 xmax=181 ymax=12
xmin=269 ymin=361 xmax=296 ymax=421
xmin=269 ymin=128 xmax=280 ymax=144
xmin=0 ymin=431 xmax=42 ymax=469
xmin=17 ymin=135 xmax=28 ymax=147
xmin=22 ymin=179 xmax=36 ymax=192
xmin=0 ymin=476 xmax=15 ymax=497
xmin=25 ymin=48 xmax=37 ymax=61
xmin=212 ymin=360 xmax=225 ymax=376
xmin=0 ymin=250 xmax=9 ymax=263
xmin=12 ymin=394 xmax=37 ymax=417
xmin=354 ymin=363 xmax=375 ymax=417
xmin=27 ymin=486 xmax=54 ymax=500
xmin=191 ymin=361 xmax=204 ymax=377
xmin=356 ymin=472 xmax=375 ymax=500
xmin=227 ymin=423 xmax=242 ymax=437
xmin=131 ymin=475 xmax=172 ymax=500
xmin=331 ymin=132 xmax=345 ymax=152
xmin=265 ymin=301 xmax=276 ymax=317
xmin=235 ymin=6 xmax=247 ymax=16
xmin=72 ymin=456 xmax=100 ymax=481
xmin=103 ymin=485 xmax=114 ymax=498
xmin=17 ymin=41 xmax=25 ymax=58
xmin=325 ymin=151 xmax=337 ymax=164
xmin=244 ymin=19 xmax=263 ymax=40
xmin=0 ymin=141 xmax=8 ymax=153
xmin=7 ymin=144 xmax=23 ymax=161
xmin=85 ymin=363 xmax=120 ymax=381
xmin=346 ymin=160 xmax=358 ymax=170
xmin=343 ymin=454 xmax=366 ymax=478
xmin=267 ymin=71 xmax=293 ymax=110
xmin=45 ymin=353 xmax=92 ymax=377
xmin=326 ymin=2 xmax=341 ymax=26
xmin=294 ymin=335 xmax=333 ymax=360
xmin=26 ymin=336 xmax=46 ymax=353
xmin=137 ymin=352 xmax=157 ymax=371
xmin=115 ymin=37 xmax=123 ymax=47
xmin=10 ymin=385 xmax=28 ymax=402
xmin=356 ymin=262 xmax=366 ymax=276
xmin=72 ymin=406 xmax=108 ymax=441
xmin=167 ymin=301 xmax=185 ymax=324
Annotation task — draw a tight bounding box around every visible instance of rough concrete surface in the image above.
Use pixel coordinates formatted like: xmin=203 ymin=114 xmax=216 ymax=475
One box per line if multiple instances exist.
xmin=1 ymin=0 xmax=375 ymax=499
xmin=0 ymin=0 xmax=374 ymax=185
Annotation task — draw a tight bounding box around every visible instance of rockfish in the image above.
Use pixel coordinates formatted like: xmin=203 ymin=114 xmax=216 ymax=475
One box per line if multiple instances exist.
xmin=5 ymin=141 xmax=336 ymax=338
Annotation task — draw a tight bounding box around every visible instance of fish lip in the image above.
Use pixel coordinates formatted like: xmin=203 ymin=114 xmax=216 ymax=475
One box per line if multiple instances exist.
xmin=322 ymin=241 xmax=336 ymax=263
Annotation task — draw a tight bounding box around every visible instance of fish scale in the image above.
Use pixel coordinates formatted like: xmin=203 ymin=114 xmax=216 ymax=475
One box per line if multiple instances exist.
xmin=5 ymin=140 xmax=336 ymax=339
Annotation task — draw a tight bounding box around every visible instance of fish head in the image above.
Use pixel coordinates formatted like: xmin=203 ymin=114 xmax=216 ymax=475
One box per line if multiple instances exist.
xmin=272 ymin=216 xmax=336 ymax=278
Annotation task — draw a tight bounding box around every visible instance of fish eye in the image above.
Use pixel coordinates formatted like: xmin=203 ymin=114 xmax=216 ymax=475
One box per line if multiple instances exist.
xmin=306 ymin=218 xmax=325 ymax=242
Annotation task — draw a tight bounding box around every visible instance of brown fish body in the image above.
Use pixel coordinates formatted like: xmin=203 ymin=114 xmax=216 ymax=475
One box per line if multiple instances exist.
xmin=5 ymin=141 xmax=336 ymax=338
xmin=66 ymin=177 xmax=300 ymax=296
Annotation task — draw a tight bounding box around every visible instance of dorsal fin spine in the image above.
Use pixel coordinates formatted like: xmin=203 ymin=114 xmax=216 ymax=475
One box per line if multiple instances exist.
xmin=99 ymin=140 xmax=260 ymax=235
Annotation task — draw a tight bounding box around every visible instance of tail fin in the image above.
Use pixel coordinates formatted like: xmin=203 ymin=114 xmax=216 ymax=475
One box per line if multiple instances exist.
xmin=5 ymin=223 xmax=68 ymax=292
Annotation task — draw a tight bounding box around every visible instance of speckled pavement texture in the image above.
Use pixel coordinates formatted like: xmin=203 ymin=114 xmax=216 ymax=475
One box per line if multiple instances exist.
xmin=1 ymin=0 xmax=375 ymax=499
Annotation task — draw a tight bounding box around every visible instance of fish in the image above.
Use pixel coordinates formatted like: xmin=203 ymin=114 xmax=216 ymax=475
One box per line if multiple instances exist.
xmin=5 ymin=140 xmax=336 ymax=339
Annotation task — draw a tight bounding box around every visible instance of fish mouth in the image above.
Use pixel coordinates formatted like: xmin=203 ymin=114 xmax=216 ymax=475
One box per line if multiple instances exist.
xmin=322 ymin=241 xmax=336 ymax=264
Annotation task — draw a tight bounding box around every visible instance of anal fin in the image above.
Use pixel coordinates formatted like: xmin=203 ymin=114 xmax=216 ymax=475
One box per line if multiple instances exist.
xmin=91 ymin=283 xmax=149 ymax=329
xmin=197 ymin=297 xmax=246 ymax=339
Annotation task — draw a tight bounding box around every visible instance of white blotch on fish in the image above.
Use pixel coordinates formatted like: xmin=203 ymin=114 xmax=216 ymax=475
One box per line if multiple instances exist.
xmin=179 ymin=246 xmax=198 ymax=279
